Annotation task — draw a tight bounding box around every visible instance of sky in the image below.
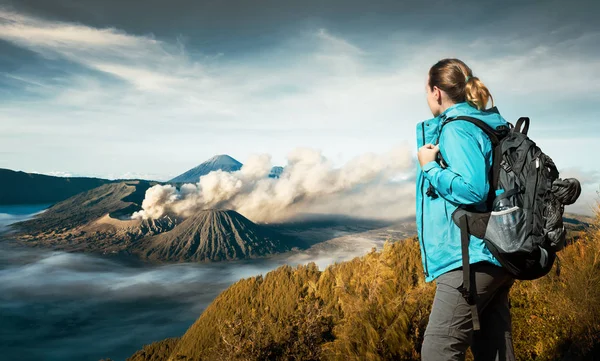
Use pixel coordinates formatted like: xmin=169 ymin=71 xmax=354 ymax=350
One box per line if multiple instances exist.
xmin=1 ymin=0 xmax=599 ymax=215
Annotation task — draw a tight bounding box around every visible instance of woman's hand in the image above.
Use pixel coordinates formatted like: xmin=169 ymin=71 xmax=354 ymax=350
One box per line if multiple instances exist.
xmin=418 ymin=144 xmax=440 ymax=167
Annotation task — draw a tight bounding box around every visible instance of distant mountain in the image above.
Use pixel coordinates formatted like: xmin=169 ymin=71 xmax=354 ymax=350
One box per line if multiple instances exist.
xmin=169 ymin=155 xmax=243 ymax=183
xmin=0 ymin=168 xmax=114 ymax=205
xmin=135 ymin=208 xmax=305 ymax=262
xmin=169 ymin=154 xmax=285 ymax=183
xmin=269 ymin=166 xmax=284 ymax=178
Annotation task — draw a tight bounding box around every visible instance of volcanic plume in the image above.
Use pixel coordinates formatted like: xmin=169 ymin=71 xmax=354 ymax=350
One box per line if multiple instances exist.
xmin=132 ymin=145 xmax=415 ymax=223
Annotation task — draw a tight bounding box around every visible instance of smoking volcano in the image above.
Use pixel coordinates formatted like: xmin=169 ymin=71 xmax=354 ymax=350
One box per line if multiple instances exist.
xmin=134 ymin=209 xmax=305 ymax=262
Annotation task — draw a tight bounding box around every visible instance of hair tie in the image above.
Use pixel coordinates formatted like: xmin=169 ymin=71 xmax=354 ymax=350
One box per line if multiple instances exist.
xmin=465 ymin=75 xmax=471 ymax=82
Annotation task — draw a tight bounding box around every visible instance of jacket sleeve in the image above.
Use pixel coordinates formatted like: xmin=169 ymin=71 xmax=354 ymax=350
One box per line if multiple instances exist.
xmin=420 ymin=123 xmax=490 ymax=205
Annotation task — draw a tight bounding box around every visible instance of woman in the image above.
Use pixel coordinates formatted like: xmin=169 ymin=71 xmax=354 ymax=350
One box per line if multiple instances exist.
xmin=416 ymin=58 xmax=515 ymax=361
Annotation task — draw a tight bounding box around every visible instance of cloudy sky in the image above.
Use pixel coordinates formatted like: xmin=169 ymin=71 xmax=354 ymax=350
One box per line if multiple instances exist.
xmin=1 ymin=0 xmax=599 ymax=215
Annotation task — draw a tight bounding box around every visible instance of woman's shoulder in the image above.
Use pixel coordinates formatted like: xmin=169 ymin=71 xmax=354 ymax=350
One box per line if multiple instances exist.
xmin=444 ymin=107 xmax=508 ymax=135
xmin=440 ymin=112 xmax=501 ymax=152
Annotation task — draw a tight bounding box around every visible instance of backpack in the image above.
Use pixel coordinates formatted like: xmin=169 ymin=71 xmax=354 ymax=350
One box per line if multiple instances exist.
xmin=434 ymin=108 xmax=579 ymax=330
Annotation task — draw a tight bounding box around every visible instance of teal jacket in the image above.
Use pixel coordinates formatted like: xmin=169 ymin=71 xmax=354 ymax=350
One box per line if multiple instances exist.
xmin=416 ymin=102 xmax=508 ymax=282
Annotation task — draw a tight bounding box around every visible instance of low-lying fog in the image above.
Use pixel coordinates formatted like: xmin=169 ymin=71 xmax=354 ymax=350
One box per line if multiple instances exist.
xmin=0 ymin=205 xmax=414 ymax=361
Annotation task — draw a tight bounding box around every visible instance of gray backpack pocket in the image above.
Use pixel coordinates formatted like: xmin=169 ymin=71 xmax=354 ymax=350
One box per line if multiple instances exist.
xmin=484 ymin=206 xmax=528 ymax=253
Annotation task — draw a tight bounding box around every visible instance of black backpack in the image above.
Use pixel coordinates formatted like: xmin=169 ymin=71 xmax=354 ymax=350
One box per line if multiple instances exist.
xmin=434 ymin=107 xmax=579 ymax=330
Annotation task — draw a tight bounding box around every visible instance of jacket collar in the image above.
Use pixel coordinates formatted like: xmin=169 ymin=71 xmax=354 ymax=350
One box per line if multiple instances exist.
xmin=439 ymin=101 xmax=473 ymax=120
xmin=420 ymin=101 xmax=473 ymax=126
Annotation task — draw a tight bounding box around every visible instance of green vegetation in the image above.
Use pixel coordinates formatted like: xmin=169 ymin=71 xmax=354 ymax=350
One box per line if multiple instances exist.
xmin=126 ymin=207 xmax=600 ymax=361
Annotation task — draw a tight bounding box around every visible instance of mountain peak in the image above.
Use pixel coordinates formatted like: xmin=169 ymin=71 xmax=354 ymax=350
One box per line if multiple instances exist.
xmin=205 ymin=154 xmax=242 ymax=166
xmin=169 ymin=155 xmax=243 ymax=183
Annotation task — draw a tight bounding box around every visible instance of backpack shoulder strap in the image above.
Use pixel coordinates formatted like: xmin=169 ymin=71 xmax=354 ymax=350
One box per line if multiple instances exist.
xmin=435 ymin=115 xmax=507 ymax=210
xmin=435 ymin=115 xmax=502 ymax=146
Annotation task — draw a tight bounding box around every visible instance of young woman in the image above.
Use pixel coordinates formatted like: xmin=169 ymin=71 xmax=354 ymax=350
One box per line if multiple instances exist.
xmin=416 ymin=58 xmax=515 ymax=361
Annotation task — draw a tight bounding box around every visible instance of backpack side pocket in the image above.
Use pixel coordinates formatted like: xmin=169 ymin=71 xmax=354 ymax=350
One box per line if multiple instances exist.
xmin=484 ymin=206 xmax=529 ymax=253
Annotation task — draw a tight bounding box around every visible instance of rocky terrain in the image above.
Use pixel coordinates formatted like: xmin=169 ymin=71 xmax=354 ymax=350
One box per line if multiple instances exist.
xmin=3 ymin=180 xmax=307 ymax=262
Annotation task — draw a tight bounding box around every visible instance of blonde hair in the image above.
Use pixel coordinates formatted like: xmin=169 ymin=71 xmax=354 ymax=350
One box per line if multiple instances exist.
xmin=428 ymin=58 xmax=494 ymax=110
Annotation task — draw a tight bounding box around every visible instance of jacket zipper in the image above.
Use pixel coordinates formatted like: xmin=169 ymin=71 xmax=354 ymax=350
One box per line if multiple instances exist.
xmin=420 ymin=121 xmax=429 ymax=277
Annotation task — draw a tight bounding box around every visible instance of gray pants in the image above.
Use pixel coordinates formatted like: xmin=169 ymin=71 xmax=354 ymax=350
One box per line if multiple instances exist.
xmin=421 ymin=262 xmax=516 ymax=361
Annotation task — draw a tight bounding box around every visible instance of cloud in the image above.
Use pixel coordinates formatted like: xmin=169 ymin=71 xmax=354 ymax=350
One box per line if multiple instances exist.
xmin=0 ymin=8 xmax=189 ymax=90
xmin=0 ymin=8 xmax=598 ymax=197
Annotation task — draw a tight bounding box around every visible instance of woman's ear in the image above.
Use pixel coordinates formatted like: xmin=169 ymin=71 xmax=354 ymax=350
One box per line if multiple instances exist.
xmin=433 ymin=86 xmax=442 ymax=104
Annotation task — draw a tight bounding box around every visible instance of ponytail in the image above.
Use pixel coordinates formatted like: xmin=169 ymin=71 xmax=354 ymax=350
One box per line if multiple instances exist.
xmin=428 ymin=58 xmax=494 ymax=110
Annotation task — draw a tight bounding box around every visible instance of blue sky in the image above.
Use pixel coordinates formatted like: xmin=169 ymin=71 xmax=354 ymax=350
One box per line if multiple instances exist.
xmin=1 ymin=0 xmax=599 ymax=215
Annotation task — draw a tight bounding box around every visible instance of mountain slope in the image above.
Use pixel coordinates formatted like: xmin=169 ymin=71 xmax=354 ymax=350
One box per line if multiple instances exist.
xmin=135 ymin=209 xmax=306 ymax=262
xmin=9 ymin=180 xmax=155 ymax=234
xmin=124 ymin=210 xmax=600 ymax=361
xmin=169 ymin=155 xmax=243 ymax=183
xmin=0 ymin=168 xmax=113 ymax=205
xmin=5 ymin=180 xmax=183 ymax=254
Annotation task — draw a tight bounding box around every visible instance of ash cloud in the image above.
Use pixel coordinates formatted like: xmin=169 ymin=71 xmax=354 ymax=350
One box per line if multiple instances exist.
xmin=132 ymin=145 xmax=415 ymax=223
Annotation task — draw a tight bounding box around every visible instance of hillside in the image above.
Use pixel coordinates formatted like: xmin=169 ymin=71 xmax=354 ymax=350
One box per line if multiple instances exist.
xmin=8 ymin=180 xmax=158 ymax=234
xmin=123 ymin=208 xmax=600 ymax=361
xmin=0 ymin=168 xmax=113 ymax=205
xmin=4 ymin=180 xmax=183 ymax=255
xmin=134 ymin=209 xmax=307 ymax=262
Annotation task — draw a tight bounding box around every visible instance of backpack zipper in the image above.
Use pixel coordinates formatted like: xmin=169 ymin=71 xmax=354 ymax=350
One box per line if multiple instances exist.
xmin=420 ymin=122 xmax=429 ymax=277
xmin=531 ymin=156 xmax=540 ymax=227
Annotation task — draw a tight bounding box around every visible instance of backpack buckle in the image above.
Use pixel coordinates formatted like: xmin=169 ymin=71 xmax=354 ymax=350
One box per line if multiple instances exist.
xmin=501 ymin=160 xmax=513 ymax=173
xmin=426 ymin=184 xmax=439 ymax=199
xmin=457 ymin=285 xmax=474 ymax=304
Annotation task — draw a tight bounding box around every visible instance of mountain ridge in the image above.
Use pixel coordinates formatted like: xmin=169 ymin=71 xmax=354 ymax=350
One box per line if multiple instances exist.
xmin=0 ymin=168 xmax=115 ymax=205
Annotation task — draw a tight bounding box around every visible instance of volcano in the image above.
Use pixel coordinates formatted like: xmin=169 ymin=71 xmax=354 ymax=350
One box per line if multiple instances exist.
xmin=168 ymin=154 xmax=285 ymax=184
xmin=169 ymin=154 xmax=243 ymax=183
xmin=135 ymin=209 xmax=305 ymax=262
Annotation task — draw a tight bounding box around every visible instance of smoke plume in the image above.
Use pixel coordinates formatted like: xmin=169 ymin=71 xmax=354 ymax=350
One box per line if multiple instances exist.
xmin=132 ymin=145 xmax=416 ymax=223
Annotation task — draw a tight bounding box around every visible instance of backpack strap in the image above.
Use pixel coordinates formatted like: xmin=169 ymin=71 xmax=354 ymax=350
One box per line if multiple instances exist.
xmin=435 ymin=116 xmax=506 ymax=210
xmin=514 ymin=117 xmax=530 ymax=135
xmin=436 ymin=116 xmax=501 ymax=146
xmin=457 ymin=213 xmax=481 ymax=331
